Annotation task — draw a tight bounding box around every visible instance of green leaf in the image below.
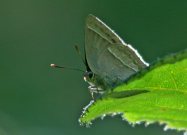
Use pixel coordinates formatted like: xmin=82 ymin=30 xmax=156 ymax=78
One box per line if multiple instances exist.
xmin=79 ymin=49 xmax=187 ymax=131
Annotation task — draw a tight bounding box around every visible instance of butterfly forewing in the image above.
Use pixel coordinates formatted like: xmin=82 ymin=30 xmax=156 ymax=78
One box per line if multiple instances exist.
xmin=85 ymin=14 xmax=148 ymax=87
xmin=86 ymin=15 xmax=124 ymax=44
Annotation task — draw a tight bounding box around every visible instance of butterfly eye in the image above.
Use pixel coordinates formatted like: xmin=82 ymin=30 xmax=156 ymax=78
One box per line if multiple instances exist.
xmin=84 ymin=71 xmax=94 ymax=79
xmin=88 ymin=72 xmax=94 ymax=79
xmin=84 ymin=71 xmax=94 ymax=81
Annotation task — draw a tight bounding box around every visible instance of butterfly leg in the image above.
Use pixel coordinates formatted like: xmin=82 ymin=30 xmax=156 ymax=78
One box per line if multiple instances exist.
xmin=88 ymin=86 xmax=105 ymax=99
xmin=88 ymin=86 xmax=98 ymax=99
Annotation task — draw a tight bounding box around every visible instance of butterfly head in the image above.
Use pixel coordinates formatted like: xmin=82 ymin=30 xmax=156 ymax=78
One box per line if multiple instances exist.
xmin=83 ymin=70 xmax=108 ymax=92
xmin=83 ymin=71 xmax=95 ymax=85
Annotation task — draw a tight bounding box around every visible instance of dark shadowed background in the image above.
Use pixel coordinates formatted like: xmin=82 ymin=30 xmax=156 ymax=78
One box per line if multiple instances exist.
xmin=0 ymin=0 xmax=186 ymax=135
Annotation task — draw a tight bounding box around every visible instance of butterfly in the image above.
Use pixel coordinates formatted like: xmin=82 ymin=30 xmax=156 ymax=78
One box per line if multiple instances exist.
xmin=83 ymin=14 xmax=149 ymax=97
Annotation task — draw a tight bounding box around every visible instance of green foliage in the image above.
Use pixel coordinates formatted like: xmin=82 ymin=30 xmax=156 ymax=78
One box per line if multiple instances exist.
xmin=79 ymin=49 xmax=187 ymax=131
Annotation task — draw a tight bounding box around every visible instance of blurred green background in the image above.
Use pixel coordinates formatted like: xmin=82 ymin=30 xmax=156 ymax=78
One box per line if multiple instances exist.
xmin=0 ymin=0 xmax=186 ymax=135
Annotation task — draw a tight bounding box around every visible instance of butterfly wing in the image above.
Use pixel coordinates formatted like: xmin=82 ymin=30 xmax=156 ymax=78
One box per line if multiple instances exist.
xmin=85 ymin=14 xmax=149 ymax=86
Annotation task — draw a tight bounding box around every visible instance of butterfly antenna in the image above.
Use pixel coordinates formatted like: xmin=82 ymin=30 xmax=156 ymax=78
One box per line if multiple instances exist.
xmin=50 ymin=64 xmax=84 ymax=72
xmin=74 ymin=45 xmax=87 ymax=66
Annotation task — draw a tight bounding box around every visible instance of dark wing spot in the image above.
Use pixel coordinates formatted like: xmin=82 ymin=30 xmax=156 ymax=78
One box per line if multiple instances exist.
xmin=111 ymin=38 xmax=117 ymax=43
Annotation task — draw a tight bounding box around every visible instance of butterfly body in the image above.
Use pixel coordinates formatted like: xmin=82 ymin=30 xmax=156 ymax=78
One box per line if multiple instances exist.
xmin=84 ymin=15 xmax=149 ymax=95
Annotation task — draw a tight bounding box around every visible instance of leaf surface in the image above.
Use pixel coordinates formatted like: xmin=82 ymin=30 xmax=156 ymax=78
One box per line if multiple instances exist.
xmin=79 ymin=49 xmax=187 ymax=131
